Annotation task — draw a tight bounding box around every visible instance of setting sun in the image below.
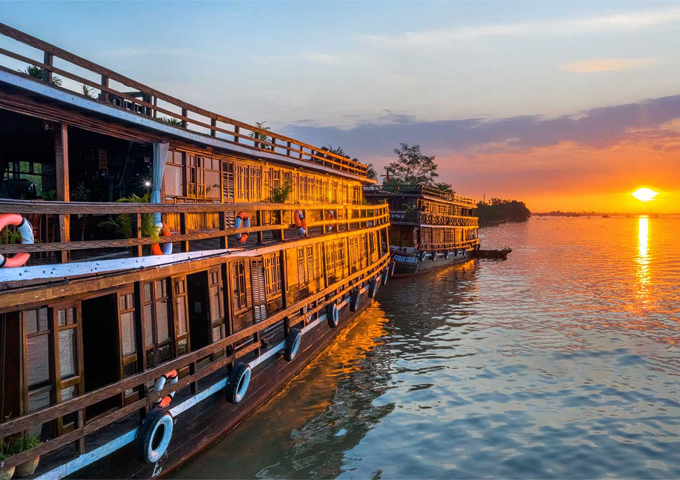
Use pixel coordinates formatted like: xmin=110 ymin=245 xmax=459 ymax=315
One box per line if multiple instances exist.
xmin=632 ymin=188 xmax=659 ymax=202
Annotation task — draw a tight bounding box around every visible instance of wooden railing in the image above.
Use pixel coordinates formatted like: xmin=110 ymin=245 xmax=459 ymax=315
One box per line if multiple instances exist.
xmin=389 ymin=210 xmax=479 ymax=227
xmin=0 ymin=251 xmax=391 ymax=469
xmin=0 ymin=23 xmax=368 ymax=177
xmin=0 ymin=200 xmax=389 ymax=260
xmin=364 ymin=185 xmax=477 ymax=207
xmin=408 ymin=239 xmax=479 ymax=254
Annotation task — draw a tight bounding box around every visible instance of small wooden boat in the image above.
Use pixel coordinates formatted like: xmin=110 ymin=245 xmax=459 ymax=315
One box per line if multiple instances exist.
xmin=472 ymin=248 xmax=512 ymax=259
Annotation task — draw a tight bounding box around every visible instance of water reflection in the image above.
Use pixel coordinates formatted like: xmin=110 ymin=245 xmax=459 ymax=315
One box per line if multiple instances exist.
xmin=175 ymin=218 xmax=680 ymax=479
xmin=636 ymin=216 xmax=650 ymax=304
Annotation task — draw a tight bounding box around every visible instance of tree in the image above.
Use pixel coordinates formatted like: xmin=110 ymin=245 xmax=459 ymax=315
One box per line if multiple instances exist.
xmin=324 ymin=145 xmax=346 ymax=157
xmin=366 ymin=163 xmax=378 ymax=180
xmin=22 ymin=65 xmax=62 ymax=86
xmin=250 ymin=121 xmax=272 ymax=150
xmin=82 ymin=84 xmax=97 ymax=99
xmin=385 ymin=143 xmax=451 ymax=190
xmin=476 ymin=198 xmax=531 ymax=226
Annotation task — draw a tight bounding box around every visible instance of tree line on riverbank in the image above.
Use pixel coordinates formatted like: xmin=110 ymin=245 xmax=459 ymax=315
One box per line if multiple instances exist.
xmin=476 ymin=198 xmax=531 ymax=226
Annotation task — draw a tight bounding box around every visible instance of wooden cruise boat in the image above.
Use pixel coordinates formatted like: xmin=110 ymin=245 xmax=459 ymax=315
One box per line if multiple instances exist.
xmin=364 ymin=184 xmax=479 ymax=276
xmin=0 ymin=24 xmax=391 ymax=479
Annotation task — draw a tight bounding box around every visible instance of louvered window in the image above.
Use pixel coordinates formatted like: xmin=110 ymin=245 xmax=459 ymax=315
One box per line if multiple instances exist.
xmin=251 ymin=259 xmax=268 ymax=323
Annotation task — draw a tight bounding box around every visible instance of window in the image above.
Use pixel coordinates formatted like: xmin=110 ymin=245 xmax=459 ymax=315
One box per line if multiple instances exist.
xmin=173 ymin=277 xmax=189 ymax=356
xmin=251 ymin=259 xmax=268 ymax=323
xmin=236 ymin=164 xmax=262 ymax=201
xmin=297 ymin=247 xmax=308 ymax=285
xmin=208 ymin=267 xmax=225 ymax=342
xmin=232 ymin=260 xmax=250 ymax=313
xmin=165 ymin=150 xmax=184 ymax=198
xmin=24 ymin=307 xmax=52 ymax=414
xmin=186 ymin=154 xmax=204 ymax=198
xmin=142 ymin=280 xmax=173 ymax=368
xmin=263 ymin=253 xmax=282 ymax=298
xmin=118 ymin=291 xmax=137 ymax=378
xmin=23 ymin=304 xmax=84 ymax=435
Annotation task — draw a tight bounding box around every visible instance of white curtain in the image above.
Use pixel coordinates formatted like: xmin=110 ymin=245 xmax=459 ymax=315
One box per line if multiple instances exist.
xmin=152 ymin=142 xmax=169 ymax=224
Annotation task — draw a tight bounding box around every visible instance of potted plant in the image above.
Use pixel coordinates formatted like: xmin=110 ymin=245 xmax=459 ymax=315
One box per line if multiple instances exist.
xmin=268 ymin=181 xmax=292 ymax=241
xmin=8 ymin=436 xmax=40 ymax=478
xmin=98 ymin=193 xmax=159 ymax=255
xmin=0 ymin=439 xmax=16 ymax=480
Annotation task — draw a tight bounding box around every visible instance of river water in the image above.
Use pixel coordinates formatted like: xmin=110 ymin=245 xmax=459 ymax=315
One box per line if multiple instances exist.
xmin=173 ymin=216 xmax=680 ymax=479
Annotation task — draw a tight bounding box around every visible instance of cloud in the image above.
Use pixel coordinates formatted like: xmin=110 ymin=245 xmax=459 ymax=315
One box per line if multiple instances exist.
xmin=561 ymin=57 xmax=658 ymax=73
xmin=283 ymin=94 xmax=680 ymax=159
xmin=107 ymin=47 xmax=192 ymax=57
xmin=253 ymin=53 xmax=345 ymax=65
xmin=361 ymin=8 xmax=680 ymax=48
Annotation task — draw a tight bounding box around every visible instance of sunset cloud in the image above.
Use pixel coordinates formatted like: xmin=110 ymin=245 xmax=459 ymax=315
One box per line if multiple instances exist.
xmin=283 ymin=95 xmax=680 ymax=212
xmin=362 ymin=8 xmax=680 ymax=48
xmin=561 ymin=57 xmax=658 ymax=73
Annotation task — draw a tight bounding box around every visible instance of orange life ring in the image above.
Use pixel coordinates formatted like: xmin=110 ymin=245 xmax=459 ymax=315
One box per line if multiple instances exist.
xmin=151 ymin=222 xmax=172 ymax=256
xmin=294 ymin=210 xmax=307 ymax=237
xmin=0 ymin=214 xmax=33 ymax=268
xmin=234 ymin=211 xmax=250 ymax=243
xmin=154 ymin=370 xmax=178 ymax=408
xmin=326 ymin=210 xmax=334 ymax=232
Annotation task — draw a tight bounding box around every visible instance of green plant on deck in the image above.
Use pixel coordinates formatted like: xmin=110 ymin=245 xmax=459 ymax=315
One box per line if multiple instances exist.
xmin=82 ymin=84 xmax=97 ymax=99
xmin=21 ymin=65 xmax=62 ymax=86
xmin=159 ymin=117 xmax=183 ymax=127
xmin=269 ymin=181 xmax=292 ymax=204
xmin=39 ymin=189 xmax=57 ymax=201
xmin=0 ymin=227 xmax=21 ymax=245
xmin=98 ymin=193 xmax=158 ymax=240
xmin=0 ymin=436 xmax=40 ymax=460
xmin=249 ymin=121 xmax=272 ymax=150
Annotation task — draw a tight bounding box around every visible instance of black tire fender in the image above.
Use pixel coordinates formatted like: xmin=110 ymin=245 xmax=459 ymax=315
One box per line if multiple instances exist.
xmin=284 ymin=328 xmax=302 ymax=361
xmin=135 ymin=409 xmax=174 ymax=464
xmin=225 ymin=362 xmax=251 ymax=404
xmin=327 ymin=302 xmax=339 ymax=328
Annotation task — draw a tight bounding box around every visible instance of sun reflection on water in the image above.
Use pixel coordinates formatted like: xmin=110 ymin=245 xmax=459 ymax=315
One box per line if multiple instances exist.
xmin=637 ymin=216 xmax=650 ymax=305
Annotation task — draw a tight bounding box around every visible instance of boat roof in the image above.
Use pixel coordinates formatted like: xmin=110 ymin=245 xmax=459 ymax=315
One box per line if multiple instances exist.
xmin=363 ymin=184 xmax=477 ymax=208
xmin=0 ymin=22 xmax=373 ymax=183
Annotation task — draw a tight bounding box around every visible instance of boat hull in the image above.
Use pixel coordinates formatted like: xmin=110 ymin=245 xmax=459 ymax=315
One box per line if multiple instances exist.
xmin=391 ymin=250 xmax=473 ymax=276
xmin=41 ymin=288 xmax=377 ymax=480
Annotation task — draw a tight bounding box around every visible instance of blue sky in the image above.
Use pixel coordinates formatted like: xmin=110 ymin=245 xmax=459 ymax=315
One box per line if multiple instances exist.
xmin=3 ymin=1 xmax=680 ymax=211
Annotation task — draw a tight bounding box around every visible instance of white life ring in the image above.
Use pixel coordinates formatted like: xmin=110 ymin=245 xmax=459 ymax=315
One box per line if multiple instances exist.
xmin=0 ymin=214 xmax=33 ymax=268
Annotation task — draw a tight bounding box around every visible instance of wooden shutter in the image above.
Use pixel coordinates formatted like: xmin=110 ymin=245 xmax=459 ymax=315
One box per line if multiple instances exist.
xmin=251 ymin=259 xmax=267 ymax=323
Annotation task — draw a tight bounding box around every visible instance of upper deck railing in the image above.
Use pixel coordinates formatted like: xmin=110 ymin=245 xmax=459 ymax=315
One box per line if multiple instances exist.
xmin=363 ymin=184 xmax=477 ymax=207
xmin=0 ymin=200 xmax=388 ymax=271
xmin=0 ymin=23 xmax=368 ymax=178
xmin=390 ymin=210 xmax=478 ymax=227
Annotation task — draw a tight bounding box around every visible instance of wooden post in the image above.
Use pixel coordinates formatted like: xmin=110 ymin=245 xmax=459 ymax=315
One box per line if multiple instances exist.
xmin=42 ymin=52 xmax=53 ymax=84
xmin=100 ymin=76 xmax=109 ymax=103
xmin=134 ymin=214 xmax=143 ymax=257
xmin=55 ymin=123 xmax=69 ymax=264
xmin=286 ymin=141 xmax=291 ymax=157
xmin=234 ymin=126 xmax=240 ymax=143
xmin=179 ymin=212 xmax=189 ymax=252
xmin=257 ymin=210 xmax=264 ymax=245
xmin=218 ymin=210 xmax=227 ymax=249
xmin=210 ymin=118 xmax=217 ymax=137
xmin=181 ymin=108 xmax=188 ymax=129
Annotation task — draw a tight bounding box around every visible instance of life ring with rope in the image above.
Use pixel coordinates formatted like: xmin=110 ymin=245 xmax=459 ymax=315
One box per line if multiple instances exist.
xmin=234 ymin=212 xmax=250 ymax=243
xmin=0 ymin=214 xmax=33 ymax=268
xmin=294 ymin=210 xmax=307 ymax=237
xmin=325 ymin=210 xmax=335 ymax=232
xmin=151 ymin=222 xmax=172 ymax=256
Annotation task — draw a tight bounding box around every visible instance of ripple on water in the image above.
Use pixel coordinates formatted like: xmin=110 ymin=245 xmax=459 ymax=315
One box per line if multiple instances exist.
xmin=172 ymin=217 xmax=680 ymax=479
